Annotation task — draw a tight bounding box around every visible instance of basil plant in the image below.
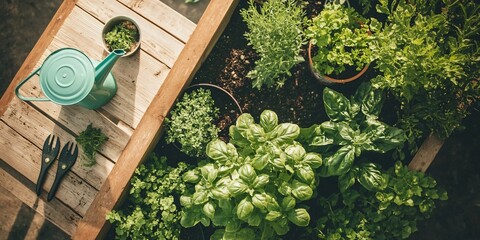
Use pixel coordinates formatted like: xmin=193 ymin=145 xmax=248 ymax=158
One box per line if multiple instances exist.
xmin=301 ymin=82 xmax=406 ymax=178
xmin=180 ymin=110 xmax=322 ymax=239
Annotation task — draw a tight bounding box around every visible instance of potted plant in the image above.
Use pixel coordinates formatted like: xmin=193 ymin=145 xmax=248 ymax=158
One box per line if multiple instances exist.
xmin=305 ymin=3 xmax=374 ymax=84
xmin=241 ymin=0 xmax=306 ymax=89
xmin=102 ymin=16 xmax=141 ymax=57
xmin=165 ymin=85 xmax=242 ymax=158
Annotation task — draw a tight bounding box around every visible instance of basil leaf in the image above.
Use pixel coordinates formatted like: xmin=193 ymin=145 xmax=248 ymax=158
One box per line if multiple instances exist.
xmin=181 ymin=210 xmax=199 ymax=228
xmin=358 ymin=163 xmax=387 ymax=191
xmin=281 ymin=196 xmax=296 ymax=212
xmin=296 ymin=165 xmax=315 ymax=185
xmin=321 ymin=145 xmax=356 ymax=176
xmin=228 ymin=180 xmax=249 ymax=196
xmin=252 ymin=193 xmax=268 ymax=210
xmin=338 ymin=123 xmax=355 ymax=143
xmin=260 ymin=110 xmax=278 ymax=132
xmin=225 ymin=219 xmax=241 ymax=232
xmin=183 ymin=170 xmax=200 ymax=183
xmin=252 ymin=152 xmax=269 ymax=170
xmin=237 ymin=197 xmax=254 ymax=220
xmin=271 ymin=218 xmax=290 ymax=235
xmin=201 ymin=164 xmax=218 ymax=183
xmin=265 ymin=211 xmax=283 ymax=221
xmin=207 ymin=140 xmax=237 ymax=163
xmin=180 ymin=195 xmax=192 ymax=208
xmin=323 ymin=87 xmax=352 ymax=122
xmin=268 ymin=123 xmax=300 ymax=145
xmin=247 ymin=124 xmax=266 ymax=143
xmin=202 ymin=202 xmax=216 ymax=219
xmin=211 ymin=186 xmax=230 ymax=200
xmin=361 ymin=85 xmax=385 ymax=118
xmin=371 ymin=125 xmax=407 ymax=153
xmin=252 ymin=174 xmax=270 ymax=189
xmin=247 ymin=212 xmax=262 ymax=226
xmin=291 ymin=180 xmax=313 ymax=201
xmin=285 ymin=144 xmax=306 ymax=162
xmin=338 ymin=168 xmax=357 ymax=193
xmin=303 ymin=153 xmax=323 ymax=168
xmin=239 ymin=164 xmax=257 ymax=184
xmin=287 ymin=208 xmax=310 ymax=227
xmin=192 ymin=190 xmax=209 ymax=205
xmin=224 ymin=228 xmax=256 ymax=240
xmin=235 ymin=113 xmax=255 ymax=138
xmin=229 ymin=126 xmax=250 ymax=148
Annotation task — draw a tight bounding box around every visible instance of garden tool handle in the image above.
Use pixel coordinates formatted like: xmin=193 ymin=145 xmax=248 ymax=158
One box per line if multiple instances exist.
xmin=47 ymin=167 xmax=67 ymax=202
xmin=15 ymin=67 xmax=50 ymax=102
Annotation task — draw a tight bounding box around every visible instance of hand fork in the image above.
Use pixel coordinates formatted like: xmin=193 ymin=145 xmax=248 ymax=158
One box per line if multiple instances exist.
xmin=36 ymin=134 xmax=60 ymax=196
xmin=47 ymin=141 xmax=78 ymax=202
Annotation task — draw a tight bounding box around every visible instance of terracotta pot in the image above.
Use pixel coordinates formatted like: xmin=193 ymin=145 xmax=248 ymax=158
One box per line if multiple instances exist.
xmin=308 ymin=40 xmax=369 ymax=85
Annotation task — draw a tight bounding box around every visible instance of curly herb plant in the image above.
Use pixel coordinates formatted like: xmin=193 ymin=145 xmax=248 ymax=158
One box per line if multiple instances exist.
xmin=315 ymin=161 xmax=448 ymax=240
xmin=371 ymin=0 xmax=480 ymax=146
xmin=306 ymin=3 xmax=375 ymax=77
xmin=76 ymin=123 xmax=108 ymax=167
xmin=107 ymin=154 xmax=190 ymax=240
xmin=104 ymin=20 xmax=139 ymax=52
xmin=166 ymin=88 xmax=220 ymax=157
xmin=180 ymin=110 xmax=323 ymax=239
xmin=241 ymin=0 xmax=306 ymax=89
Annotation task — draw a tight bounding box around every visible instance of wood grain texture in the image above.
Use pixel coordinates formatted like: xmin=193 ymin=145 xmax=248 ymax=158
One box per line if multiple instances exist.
xmin=0 ymin=122 xmax=96 ymax=216
xmin=0 ymin=166 xmax=81 ymax=235
xmin=408 ymin=133 xmax=445 ymax=173
xmin=25 ymin=6 xmax=171 ymax=129
xmin=119 ymin=0 xmax=196 ymax=43
xmin=1 ymin=97 xmax=114 ymax=190
xmin=73 ymin=0 xmax=240 ymax=239
xmin=77 ymin=0 xmax=184 ymax=68
xmin=0 ymin=0 xmax=78 ymax=116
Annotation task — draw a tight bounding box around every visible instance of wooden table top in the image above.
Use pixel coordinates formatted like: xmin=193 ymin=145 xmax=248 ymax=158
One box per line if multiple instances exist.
xmin=0 ymin=0 xmax=239 ymax=238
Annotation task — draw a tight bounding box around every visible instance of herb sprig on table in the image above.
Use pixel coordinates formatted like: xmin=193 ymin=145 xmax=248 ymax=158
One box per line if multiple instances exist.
xmin=76 ymin=123 xmax=109 ymax=167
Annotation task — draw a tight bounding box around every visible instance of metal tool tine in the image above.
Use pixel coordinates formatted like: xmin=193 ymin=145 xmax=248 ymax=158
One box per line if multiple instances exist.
xmin=43 ymin=134 xmax=52 ymax=152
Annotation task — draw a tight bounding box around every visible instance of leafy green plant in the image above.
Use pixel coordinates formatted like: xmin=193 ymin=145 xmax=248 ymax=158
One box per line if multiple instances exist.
xmin=104 ymin=20 xmax=139 ymax=52
xmin=180 ymin=110 xmax=323 ymax=239
xmin=370 ymin=0 xmax=480 ymax=142
xmin=315 ymin=161 xmax=448 ymax=240
xmin=300 ymin=82 xmax=406 ymax=177
xmin=166 ymin=88 xmax=220 ymax=157
xmin=107 ymin=154 xmax=190 ymax=240
xmin=76 ymin=123 xmax=109 ymax=167
xmin=305 ymin=3 xmax=375 ymax=76
xmin=241 ymin=0 xmax=306 ymax=89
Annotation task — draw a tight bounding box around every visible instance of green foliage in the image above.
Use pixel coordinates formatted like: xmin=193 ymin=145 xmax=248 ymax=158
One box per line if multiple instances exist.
xmin=76 ymin=123 xmax=108 ymax=167
xmin=104 ymin=20 xmax=139 ymax=52
xmin=306 ymin=3 xmax=374 ymax=76
xmin=180 ymin=110 xmax=322 ymax=239
xmin=315 ymin=162 xmax=448 ymax=240
xmin=166 ymin=88 xmax=220 ymax=157
xmin=301 ymin=82 xmax=406 ymax=177
xmin=241 ymin=0 xmax=306 ymax=89
xmin=371 ymin=0 xmax=480 ymax=141
xmin=107 ymin=154 xmax=190 ymax=240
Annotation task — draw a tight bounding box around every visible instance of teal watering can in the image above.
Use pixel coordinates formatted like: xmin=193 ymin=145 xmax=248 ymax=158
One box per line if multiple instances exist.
xmin=15 ymin=48 xmax=125 ymax=110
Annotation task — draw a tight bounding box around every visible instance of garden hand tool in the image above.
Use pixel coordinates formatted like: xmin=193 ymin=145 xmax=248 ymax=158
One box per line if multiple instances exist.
xmin=47 ymin=141 xmax=78 ymax=202
xmin=36 ymin=134 xmax=60 ymax=196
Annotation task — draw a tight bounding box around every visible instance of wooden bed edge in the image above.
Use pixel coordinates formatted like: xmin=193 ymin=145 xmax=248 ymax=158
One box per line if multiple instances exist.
xmin=0 ymin=0 xmax=78 ymax=116
xmin=408 ymin=133 xmax=445 ymax=173
xmin=72 ymin=0 xmax=240 ymax=239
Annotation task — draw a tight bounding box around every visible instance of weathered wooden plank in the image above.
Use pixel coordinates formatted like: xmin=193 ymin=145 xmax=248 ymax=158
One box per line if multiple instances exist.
xmin=77 ymin=0 xmax=184 ymax=68
xmin=408 ymin=133 xmax=444 ymax=173
xmin=0 ymin=165 xmax=81 ymax=235
xmin=1 ymin=97 xmax=114 ymax=190
xmin=73 ymin=0 xmax=240 ymax=239
xmin=0 ymin=0 xmax=78 ymax=116
xmin=0 ymin=121 xmax=97 ymax=216
xmin=119 ymin=0 xmax=196 ymax=43
xmin=19 ymin=6 xmax=171 ymax=129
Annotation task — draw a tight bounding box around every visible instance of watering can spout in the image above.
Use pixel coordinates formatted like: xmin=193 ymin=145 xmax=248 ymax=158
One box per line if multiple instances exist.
xmin=94 ymin=49 xmax=125 ymax=85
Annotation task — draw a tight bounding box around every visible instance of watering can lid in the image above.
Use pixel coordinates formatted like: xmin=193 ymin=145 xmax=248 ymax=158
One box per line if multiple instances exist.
xmin=40 ymin=48 xmax=95 ymax=105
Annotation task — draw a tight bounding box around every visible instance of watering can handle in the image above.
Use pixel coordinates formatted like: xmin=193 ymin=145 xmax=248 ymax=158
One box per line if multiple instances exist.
xmin=15 ymin=67 xmax=50 ymax=102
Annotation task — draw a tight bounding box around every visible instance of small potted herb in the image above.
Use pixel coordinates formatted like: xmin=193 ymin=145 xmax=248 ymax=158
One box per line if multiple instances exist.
xmin=306 ymin=3 xmax=374 ymax=84
xmin=165 ymin=88 xmax=220 ymax=157
xmin=102 ymin=16 xmax=141 ymax=57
